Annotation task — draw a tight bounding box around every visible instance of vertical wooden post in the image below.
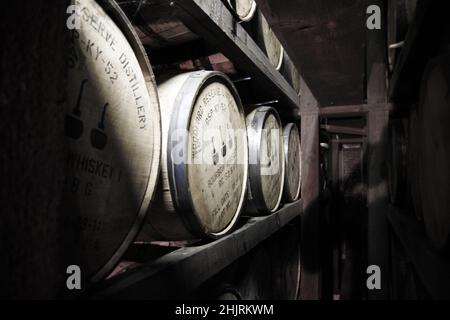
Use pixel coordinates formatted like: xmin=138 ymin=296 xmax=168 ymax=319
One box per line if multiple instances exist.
xmin=299 ymin=78 xmax=321 ymax=299
xmin=0 ymin=1 xmax=69 ymax=298
xmin=366 ymin=0 xmax=390 ymax=299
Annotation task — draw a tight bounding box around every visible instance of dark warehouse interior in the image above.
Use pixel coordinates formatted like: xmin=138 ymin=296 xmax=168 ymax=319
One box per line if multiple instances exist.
xmin=1 ymin=0 xmax=449 ymax=305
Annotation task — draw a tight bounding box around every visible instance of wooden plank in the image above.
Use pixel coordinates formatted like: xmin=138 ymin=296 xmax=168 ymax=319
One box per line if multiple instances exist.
xmin=366 ymin=0 xmax=390 ymax=300
xmin=320 ymin=124 xmax=367 ymax=136
xmin=299 ymin=111 xmax=321 ymax=299
xmin=0 ymin=0 xmax=68 ymax=299
xmin=297 ymin=70 xmax=321 ymax=299
xmin=89 ymin=200 xmax=303 ymax=299
xmin=387 ymin=208 xmax=450 ymax=300
xmin=331 ymin=138 xmax=366 ymax=145
xmin=367 ymin=108 xmax=390 ymax=300
xmin=320 ymin=103 xmax=392 ymax=118
xmin=255 ymin=0 xmax=366 ymax=106
xmin=299 ymin=76 xmax=320 ymax=113
xmin=170 ymin=0 xmax=304 ymax=115
xmin=366 ymin=0 xmax=388 ymax=104
xmin=389 ymin=1 xmax=450 ymax=110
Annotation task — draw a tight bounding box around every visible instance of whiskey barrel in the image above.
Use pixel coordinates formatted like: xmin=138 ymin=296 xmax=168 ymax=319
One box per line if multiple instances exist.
xmin=280 ymin=51 xmax=301 ymax=95
xmin=119 ymin=2 xmax=200 ymax=49
xmin=64 ymin=0 xmax=161 ymax=283
xmin=417 ymin=54 xmax=450 ymax=250
xmin=246 ymin=107 xmax=285 ymax=215
xmin=282 ymin=124 xmax=302 ymax=202
xmin=141 ymin=71 xmax=249 ymax=240
xmin=253 ymin=12 xmax=284 ymax=71
xmin=227 ymin=0 xmax=257 ymax=22
xmin=387 ymin=119 xmax=408 ymax=205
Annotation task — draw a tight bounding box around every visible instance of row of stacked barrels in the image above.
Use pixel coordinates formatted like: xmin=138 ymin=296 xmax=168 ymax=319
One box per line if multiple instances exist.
xmin=63 ymin=0 xmax=302 ymax=289
xmin=387 ymin=53 xmax=450 ymax=252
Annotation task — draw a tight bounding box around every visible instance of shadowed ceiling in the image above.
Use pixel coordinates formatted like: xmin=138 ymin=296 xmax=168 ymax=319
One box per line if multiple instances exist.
xmin=255 ymin=0 xmax=368 ymax=107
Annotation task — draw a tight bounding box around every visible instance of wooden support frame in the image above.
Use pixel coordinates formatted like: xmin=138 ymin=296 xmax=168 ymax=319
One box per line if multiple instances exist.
xmin=150 ymin=0 xmax=305 ymax=116
xmin=89 ymin=0 xmax=320 ymax=300
xmin=365 ymin=0 xmax=390 ymax=300
xmin=298 ymin=78 xmax=321 ymax=299
xmin=320 ymin=124 xmax=367 ymax=136
xmin=299 ymin=112 xmax=321 ymax=300
xmin=320 ymin=103 xmax=392 ymax=118
xmin=388 ymin=208 xmax=450 ymax=300
xmin=389 ymin=1 xmax=450 ymax=110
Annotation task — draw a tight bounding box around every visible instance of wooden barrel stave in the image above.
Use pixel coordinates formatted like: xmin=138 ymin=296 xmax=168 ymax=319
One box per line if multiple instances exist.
xmin=245 ymin=107 xmax=285 ymax=215
xmin=153 ymin=53 xmax=238 ymax=77
xmin=119 ymin=2 xmax=200 ymax=49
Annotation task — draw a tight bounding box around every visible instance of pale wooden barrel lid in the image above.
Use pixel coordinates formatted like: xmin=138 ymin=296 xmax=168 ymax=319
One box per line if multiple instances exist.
xmin=165 ymin=71 xmax=248 ymax=238
xmin=247 ymin=107 xmax=285 ymax=214
xmin=65 ymin=0 xmax=161 ymax=283
xmin=283 ymin=123 xmax=301 ymax=202
xmin=227 ymin=0 xmax=257 ymax=22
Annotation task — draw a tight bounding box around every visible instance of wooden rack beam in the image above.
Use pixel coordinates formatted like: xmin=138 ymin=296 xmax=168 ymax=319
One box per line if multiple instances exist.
xmin=319 ymin=103 xmax=392 ymax=118
xmin=90 ymin=200 xmax=303 ymax=299
xmin=320 ymin=124 xmax=367 ymax=136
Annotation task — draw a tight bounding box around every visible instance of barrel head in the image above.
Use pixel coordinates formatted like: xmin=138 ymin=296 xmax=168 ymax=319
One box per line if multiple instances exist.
xmin=64 ymin=0 xmax=161 ymax=284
